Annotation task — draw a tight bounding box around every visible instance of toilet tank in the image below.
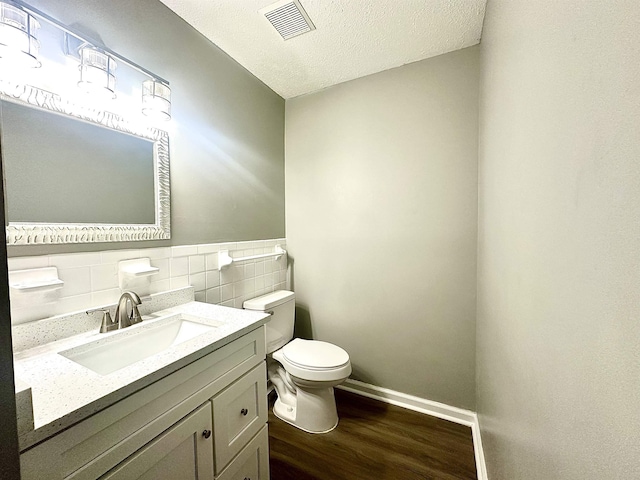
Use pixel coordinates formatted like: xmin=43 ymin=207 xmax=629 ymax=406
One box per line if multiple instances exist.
xmin=243 ymin=290 xmax=295 ymax=354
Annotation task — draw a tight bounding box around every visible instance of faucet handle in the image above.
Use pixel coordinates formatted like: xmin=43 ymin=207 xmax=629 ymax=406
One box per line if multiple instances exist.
xmin=87 ymin=308 xmax=118 ymax=333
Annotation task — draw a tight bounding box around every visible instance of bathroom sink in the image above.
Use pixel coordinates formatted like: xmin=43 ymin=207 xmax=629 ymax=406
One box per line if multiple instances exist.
xmin=60 ymin=314 xmax=218 ymax=375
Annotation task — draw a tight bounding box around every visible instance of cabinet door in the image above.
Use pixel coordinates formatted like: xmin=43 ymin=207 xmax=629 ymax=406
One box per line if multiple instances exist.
xmin=212 ymin=363 xmax=267 ymax=473
xmin=217 ymin=426 xmax=269 ymax=480
xmin=99 ymin=402 xmax=214 ymax=480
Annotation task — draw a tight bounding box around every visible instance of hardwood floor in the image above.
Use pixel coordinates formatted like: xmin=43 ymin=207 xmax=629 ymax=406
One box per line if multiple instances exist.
xmin=268 ymin=389 xmax=477 ymax=480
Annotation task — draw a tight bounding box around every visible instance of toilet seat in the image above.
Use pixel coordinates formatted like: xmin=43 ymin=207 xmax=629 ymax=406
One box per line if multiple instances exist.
xmin=283 ymin=339 xmax=350 ymax=369
xmin=273 ymin=338 xmax=351 ymax=382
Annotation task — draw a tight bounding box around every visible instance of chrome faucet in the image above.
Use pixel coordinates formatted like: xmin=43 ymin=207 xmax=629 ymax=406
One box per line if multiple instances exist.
xmin=114 ymin=291 xmax=143 ymax=329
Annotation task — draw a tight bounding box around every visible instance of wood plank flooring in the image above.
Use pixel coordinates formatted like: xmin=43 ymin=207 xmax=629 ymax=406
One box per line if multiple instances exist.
xmin=268 ymin=389 xmax=477 ymax=480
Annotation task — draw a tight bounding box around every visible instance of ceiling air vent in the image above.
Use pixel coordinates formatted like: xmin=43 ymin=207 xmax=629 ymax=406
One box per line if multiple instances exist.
xmin=260 ymin=0 xmax=315 ymax=40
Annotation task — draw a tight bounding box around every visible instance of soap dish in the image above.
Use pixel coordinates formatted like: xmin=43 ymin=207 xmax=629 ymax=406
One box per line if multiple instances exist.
xmin=118 ymin=258 xmax=159 ymax=295
xmin=9 ymin=267 xmax=64 ymax=293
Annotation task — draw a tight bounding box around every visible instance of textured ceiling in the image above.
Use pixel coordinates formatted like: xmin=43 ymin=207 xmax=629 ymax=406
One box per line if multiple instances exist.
xmin=158 ymin=0 xmax=487 ymax=99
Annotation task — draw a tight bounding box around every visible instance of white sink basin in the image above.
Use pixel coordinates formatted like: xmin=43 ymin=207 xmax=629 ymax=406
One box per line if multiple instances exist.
xmin=60 ymin=314 xmax=218 ymax=375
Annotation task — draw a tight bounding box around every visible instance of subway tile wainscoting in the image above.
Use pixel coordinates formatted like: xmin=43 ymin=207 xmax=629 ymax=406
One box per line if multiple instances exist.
xmin=8 ymin=239 xmax=288 ymax=326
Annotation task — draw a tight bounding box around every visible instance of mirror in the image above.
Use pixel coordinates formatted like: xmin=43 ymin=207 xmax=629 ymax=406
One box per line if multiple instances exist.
xmin=0 ymin=83 xmax=170 ymax=245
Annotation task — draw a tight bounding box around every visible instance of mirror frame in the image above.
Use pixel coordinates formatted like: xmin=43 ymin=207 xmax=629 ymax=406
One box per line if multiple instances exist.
xmin=0 ymin=81 xmax=170 ymax=245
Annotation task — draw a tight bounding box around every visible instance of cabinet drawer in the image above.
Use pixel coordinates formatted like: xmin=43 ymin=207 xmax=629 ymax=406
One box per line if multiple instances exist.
xmin=212 ymin=363 xmax=267 ymax=473
xmin=216 ymin=426 xmax=269 ymax=480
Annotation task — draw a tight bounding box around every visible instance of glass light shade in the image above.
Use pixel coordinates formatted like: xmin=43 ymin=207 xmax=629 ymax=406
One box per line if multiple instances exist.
xmin=0 ymin=2 xmax=41 ymax=68
xmin=77 ymin=47 xmax=117 ymax=100
xmin=142 ymin=80 xmax=171 ymax=120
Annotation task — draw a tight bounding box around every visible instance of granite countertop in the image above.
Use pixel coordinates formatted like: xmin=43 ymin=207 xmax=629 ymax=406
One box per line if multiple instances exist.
xmin=14 ymin=301 xmax=270 ymax=451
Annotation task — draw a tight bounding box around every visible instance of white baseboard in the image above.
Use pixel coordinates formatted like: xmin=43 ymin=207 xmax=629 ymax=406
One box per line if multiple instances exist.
xmin=472 ymin=415 xmax=488 ymax=480
xmin=336 ymin=379 xmax=488 ymax=480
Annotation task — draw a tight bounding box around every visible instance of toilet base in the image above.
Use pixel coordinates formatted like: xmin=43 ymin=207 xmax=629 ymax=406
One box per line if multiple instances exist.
xmin=272 ymin=386 xmax=339 ymax=434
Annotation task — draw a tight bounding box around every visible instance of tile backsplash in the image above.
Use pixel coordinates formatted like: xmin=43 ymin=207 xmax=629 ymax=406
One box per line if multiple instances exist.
xmin=8 ymin=238 xmax=288 ymax=324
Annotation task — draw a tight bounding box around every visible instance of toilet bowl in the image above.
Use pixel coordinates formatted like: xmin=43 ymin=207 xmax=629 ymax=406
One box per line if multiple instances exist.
xmin=243 ymin=290 xmax=351 ymax=433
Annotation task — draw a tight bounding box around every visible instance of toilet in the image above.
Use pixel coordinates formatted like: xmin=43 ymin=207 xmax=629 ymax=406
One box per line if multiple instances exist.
xmin=243 ymin=290 xmax=351 ymax=434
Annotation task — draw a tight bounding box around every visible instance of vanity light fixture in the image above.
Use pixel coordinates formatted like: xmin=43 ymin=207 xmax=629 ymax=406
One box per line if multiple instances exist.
xmin=0 ymin=1 xmax=41 ymax=68
xmin=77 ymin=46 xmax=117 ymax=99
xmin=142 ymin=79 xmax=171 ymax=121
xmin=3 ymin=0 xmax=172 ymax=120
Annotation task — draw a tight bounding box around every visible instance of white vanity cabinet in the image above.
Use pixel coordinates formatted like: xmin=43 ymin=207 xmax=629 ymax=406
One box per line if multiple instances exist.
xmin=19 ymin=326 xmax=270 ymax=480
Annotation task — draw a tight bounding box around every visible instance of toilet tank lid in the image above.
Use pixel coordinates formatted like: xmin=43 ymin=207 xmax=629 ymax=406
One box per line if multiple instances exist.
xmin=243 ymin=290 xmax=295 ymax=311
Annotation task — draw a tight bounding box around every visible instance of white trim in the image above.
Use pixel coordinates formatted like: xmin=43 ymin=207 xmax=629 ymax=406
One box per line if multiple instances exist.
xmin=336 ymin=379 xmax=488 ymax=480
xmin=472 ymin=415 xmax=488 ymax=480
xmin=337 ymin=379 xmax=475 ymax=425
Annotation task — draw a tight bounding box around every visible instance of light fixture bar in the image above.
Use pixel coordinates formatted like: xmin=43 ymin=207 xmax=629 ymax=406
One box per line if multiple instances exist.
xmin=7 ymin=0 xmax=169 ymax=86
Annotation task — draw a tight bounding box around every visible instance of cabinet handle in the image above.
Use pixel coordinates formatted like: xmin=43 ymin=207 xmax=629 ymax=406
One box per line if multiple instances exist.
xmin=202 ymin=429 xmax=212 ymax=439
xmin=241 ymin=408 xmax=248 ymax=416
xmin=244 ymin=477 xmax=251 ymax=480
